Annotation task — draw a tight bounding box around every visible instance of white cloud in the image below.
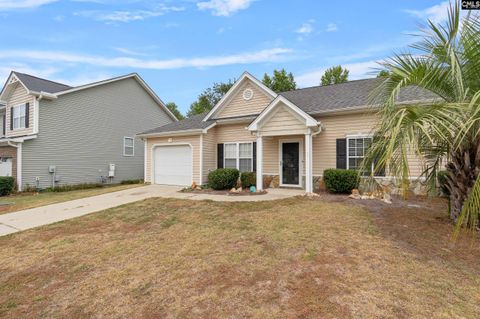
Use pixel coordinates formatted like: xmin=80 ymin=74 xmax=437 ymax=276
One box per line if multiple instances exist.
xmin=0 ymin=0 xmax=57 ymax=10
xmin=404 ymin=1 xmax=450 ymax=24
xmin=53 ymin=72 xmax=114 ymax=87
xmin=0 ymin=47 xmax=293 ymax=70
xmin=197 ymin=0 xmax=254 ymax=16
xmin=296 ymin=60 xmax=379 ymax=87
xmin=326 ymin=23 xmax=338 ymax=32
xmin=0 ymin=64 xmax=59 ymax=83
xmin=113 ymin=47 xmax=148 ymax=56
xmin=76 ymin=4 xmax=184 ymax=23
xmin=296 ymin=23 xmax=313 ymax=35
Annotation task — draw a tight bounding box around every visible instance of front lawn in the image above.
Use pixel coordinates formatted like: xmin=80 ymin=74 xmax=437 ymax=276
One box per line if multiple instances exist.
xmin=0 ymin=196 xmax=478 ymax=318
xmin=0 ymin=184 xmax=142 ymax=215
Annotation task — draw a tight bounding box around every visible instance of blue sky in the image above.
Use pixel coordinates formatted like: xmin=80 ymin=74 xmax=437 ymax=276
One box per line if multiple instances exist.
xmin=0 ymin=0 xmax=451 ymax=114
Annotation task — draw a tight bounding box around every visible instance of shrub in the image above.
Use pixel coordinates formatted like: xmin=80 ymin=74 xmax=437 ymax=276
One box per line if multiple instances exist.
xmin=45 ymin=183 xmax=104 ymax=193
xmin=0 ymin=177 xmax=14 ymax=196
xmin=323 ymin=169 xmax=360 ymax=194
xmin=241 ymin=172 xmax=256 ymax=188
xmin=437 ymin=170 xmax=450 ymax=196
xmin=121 ymin=179 xmax=144 ymax=185
xmin=208 ymin=168 xmax=240 ymax=190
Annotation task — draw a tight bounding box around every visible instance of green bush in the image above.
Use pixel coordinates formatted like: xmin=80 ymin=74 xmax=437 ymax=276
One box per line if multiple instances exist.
xmin=437 ymin=170 xmax=450 ymax=196
xmin=45 ymin=183 xmax=104 ymax=193
xmin=323 ymin=169 xmax=360 ymax=194
xmin=240 ymin=172 xmax=256 ymax=188
xmin=208 ymin=168 xmax=240 ymax=190
xmin=120 ymin=179 xmax=144 ymax=185
xmin=0 ymin=177 xmax=15 ymax=196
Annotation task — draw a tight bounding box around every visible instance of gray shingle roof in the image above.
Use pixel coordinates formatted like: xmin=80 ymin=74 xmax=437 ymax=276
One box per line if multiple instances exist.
xmin=280 ymin=77 xmax=439 ymax=115
xmin=139 ymin=113 xmax=215 ymax=135
xmin=13 ymin=72 xmax=72 ymax=94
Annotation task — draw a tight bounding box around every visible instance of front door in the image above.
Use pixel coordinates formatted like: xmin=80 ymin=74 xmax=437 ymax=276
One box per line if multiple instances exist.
xmin=281 ymin=142 xmax=300 ymax=185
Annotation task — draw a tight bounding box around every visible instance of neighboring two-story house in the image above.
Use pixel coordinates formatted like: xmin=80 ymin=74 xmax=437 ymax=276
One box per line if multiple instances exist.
xmin=0 ymin=71 xmax=177 ymax=190
xmin=138 ymin=72 xmax=437 ymax=194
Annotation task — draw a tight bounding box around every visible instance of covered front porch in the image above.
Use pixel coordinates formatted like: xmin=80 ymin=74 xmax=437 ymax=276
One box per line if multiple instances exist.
xmin=248 ymin=96 xmax=321 ymax=193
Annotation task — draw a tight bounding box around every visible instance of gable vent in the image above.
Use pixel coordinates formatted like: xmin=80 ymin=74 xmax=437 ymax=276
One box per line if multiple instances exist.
xmin=243 ymin=88 xmax=253 ymax=101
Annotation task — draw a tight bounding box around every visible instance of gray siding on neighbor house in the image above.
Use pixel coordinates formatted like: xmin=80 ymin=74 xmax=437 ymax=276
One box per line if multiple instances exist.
xmin=21 ymin=77 xmax=173 ymax=189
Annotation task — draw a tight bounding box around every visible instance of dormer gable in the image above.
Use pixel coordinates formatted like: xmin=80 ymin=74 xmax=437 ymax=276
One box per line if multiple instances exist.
xmin=203 ymin=72 xmax=277 ymax=121
xmin=0 ymin=72 xmax=29 ymax=102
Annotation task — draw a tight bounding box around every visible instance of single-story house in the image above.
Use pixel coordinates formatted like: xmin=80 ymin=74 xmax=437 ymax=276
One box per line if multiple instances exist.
xmin=0 ymin=71 xmax=177 ymax=190
xmin=138 ymin=72 xmax=436 ymax=193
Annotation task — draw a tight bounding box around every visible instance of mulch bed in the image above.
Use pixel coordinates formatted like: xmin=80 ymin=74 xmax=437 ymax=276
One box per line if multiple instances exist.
xmin=180 ymin=188 xmax=268 ymax=196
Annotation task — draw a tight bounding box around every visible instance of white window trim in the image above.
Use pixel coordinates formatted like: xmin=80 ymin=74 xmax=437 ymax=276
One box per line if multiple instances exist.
xmin=346 ymin=134 xmax=373 ymax=172
xmin=223 ymin=142 xmax=253 ymax=172
xmin=12 ymin=103 xmax=26 ymax=130
xmin=123 ymin=136 xmax=135 ymax=157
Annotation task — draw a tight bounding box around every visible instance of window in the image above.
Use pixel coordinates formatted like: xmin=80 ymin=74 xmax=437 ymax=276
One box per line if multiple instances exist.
xmin=123 ymin=137 xmax=134 ymax=156
xmin=224 ymin=142 xmax=253 ymax=172
xmin=12 ymin=104 xmax=26 ymax=130
xmin=239 ymin=143 xmax=252 ymax=172
xmin=224 ymin=143 xmax=237 ymax=169
xmin=347 ymin=136 xmax=372 ymax=175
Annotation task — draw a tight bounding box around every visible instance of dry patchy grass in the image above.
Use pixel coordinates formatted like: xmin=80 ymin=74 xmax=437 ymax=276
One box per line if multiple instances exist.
xmin=0 ymin=184 xmax=142 ymax=215
xmin=0 ymin=197 xmax=479 ymax=318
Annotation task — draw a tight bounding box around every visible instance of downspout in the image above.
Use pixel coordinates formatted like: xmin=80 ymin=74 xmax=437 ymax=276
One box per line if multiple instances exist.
xmin=142 ymin=138 xmax=147 ymax=183
xmin=199 ymin=134 xmax=203 ymax=185
xmin=312 ymin=123 xmax=322 ymax=137
xmin=7 ymin=141 xmax=22 ymax=191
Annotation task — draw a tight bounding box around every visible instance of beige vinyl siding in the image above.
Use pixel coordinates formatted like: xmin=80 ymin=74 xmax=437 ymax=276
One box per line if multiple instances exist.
xmin=313 ymin=112 xmax=424 ymax=178
xmin=215 ymin=79 xmax=273 ymax=119
xmin=215 ymin=123 xmax=255 ymax=143
xmin=0 ymin=110 xmax=5 ymax=137
xmin=145 ymin=135 xmax=200 ymax=184
xmin=260 ymin=103 xmax=308 ymax=136
xmin=202 ymin=127 xmax=217 ymax=183
xmin=262 ymin=136 xmax=278 ymax=174
xmin=5 ymin=82 xmax=35 ymax=137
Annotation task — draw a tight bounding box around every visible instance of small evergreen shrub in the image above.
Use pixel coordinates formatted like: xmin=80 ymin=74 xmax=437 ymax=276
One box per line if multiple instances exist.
xmin=240 ymin=172 xmax=256 ymax=188
xmin=121 ymin=179 xmax=144 ymax=185
xmin=437 ymin=170 xmax=450 ymax=196
xmin=208 ymin=168 xmax=240 ymax=190
xmin=323 ymin=169 xmax=360 ymax=194
xmin=0 ymin=177 xmax=15 ymax=196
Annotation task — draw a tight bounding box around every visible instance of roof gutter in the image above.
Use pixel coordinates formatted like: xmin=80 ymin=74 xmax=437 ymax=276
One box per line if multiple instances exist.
xmin=137 ymin=129 xmax=204 ymax=138
xmin=214 ymin=116 xmax=256 ymax=125
xmin=1 ymin=135 xmax=38 ymax=143
xmin=137 ymin=122 xmax=217 ymax=139
xmin=29 ymin=91 xmax=58 ymax=100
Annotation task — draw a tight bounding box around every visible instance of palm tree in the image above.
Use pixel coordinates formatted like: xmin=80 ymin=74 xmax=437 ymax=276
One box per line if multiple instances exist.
xmin=364 ymin=1 xmax=480 ymax=231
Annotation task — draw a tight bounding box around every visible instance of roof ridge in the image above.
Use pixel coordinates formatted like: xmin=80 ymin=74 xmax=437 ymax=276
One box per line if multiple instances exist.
xmin=60 ymin=73 xmax=138 ymax=92
xmin=13 ymin=71 xmax=71 ymax=88
xmin=281 ymin=77 xmax=380 ymax=94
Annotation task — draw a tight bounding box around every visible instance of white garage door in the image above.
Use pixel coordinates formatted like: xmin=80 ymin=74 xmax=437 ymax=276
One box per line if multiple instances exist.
xmin=154 ymin=145 xmax=192 ymax=186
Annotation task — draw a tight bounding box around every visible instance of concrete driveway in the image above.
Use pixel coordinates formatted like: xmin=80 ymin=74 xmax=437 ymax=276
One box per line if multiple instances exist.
xmin=0 ymin=185 xmax=304 ymax=236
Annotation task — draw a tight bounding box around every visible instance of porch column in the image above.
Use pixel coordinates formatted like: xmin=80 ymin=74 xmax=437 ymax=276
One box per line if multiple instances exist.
xmin=305 ymin=132 xmax=313 ymax=193
xmin=256 ymin=135 xmax=263 ymax=191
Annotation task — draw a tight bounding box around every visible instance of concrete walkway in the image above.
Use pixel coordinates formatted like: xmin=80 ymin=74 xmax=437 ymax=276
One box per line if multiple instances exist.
xmin=0 ymin=185 xmax=305 ymax=236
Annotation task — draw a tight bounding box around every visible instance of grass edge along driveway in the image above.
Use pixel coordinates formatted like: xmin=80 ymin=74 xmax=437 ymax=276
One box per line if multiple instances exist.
xmin=0 ymin=184 xmax=142 ymax=215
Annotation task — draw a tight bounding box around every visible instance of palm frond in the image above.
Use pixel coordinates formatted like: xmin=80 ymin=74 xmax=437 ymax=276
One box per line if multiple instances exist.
xmin=454 ymin=175 xmax=480 ymax=237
